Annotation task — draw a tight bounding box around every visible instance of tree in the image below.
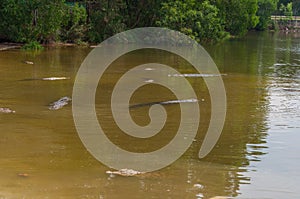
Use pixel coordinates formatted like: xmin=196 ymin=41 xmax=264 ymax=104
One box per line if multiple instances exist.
xmin=293 ymin=0 xmax=300 ymax=15
xmin=156 ymin=0 xmax=228 ymax=43
xmin=278 ymin=0 xmax=292 ymax=5
xmin=256 ymin=0 xmax=278 ymax=30
xmin=60 ymin=3 xmax=88 ymax=43
xmin=279 ymin=2 xmax=293 ymax=17
xmin=88 ymin=0 xmax=127 ymax=43
xmin=0 ymin=0 xmax=65 ymax=43
xmin=214 ymin=0 xmax=259 ymax=36
xmin=122 ymin=0 xmax=162 ymax=28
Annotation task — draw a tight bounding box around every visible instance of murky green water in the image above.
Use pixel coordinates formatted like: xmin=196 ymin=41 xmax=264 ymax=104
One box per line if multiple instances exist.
xmin=0 ymin=32 xmax=299 ymax=199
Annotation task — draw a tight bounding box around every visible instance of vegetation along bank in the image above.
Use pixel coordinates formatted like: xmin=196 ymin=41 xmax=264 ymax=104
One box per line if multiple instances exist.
xmin=0 ymin=0 xmax=299 ymax=49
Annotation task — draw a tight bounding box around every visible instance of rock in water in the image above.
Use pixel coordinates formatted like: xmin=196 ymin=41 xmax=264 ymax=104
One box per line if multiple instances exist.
xmin=48 ymin=97 xmax=71 ymax=110
xmin=0 ymin=107 xmax=15 ymax=113
xmin=106 ymin=169 xmax=144 ymax=177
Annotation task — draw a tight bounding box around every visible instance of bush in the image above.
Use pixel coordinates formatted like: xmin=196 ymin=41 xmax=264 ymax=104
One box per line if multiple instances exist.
xmin=215 ymin=0 xmax=259 ymax=36
xmin=256 ymin=0 xmax=278 ymax=31
xmin=21 ymin=41 xmax=44 ymax=50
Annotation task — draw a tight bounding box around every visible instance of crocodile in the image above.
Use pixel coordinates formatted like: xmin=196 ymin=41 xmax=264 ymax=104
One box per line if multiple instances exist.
xmin=21 ymin=77 xmax=70 ymax=81
xmin=24 ymin=61 xmax=34 ymax=65
xmin=48 ymin=97 xmax=71 ymax=110
xmin=168 ymin=73 xmax=226 ymax=77
xmin=129 ymin=98 xmax=198 ymax=109
xmin=106 ymin=168 xmax=145 ymax=177
xmin=0 ymin=107 xmax=15 ymax=113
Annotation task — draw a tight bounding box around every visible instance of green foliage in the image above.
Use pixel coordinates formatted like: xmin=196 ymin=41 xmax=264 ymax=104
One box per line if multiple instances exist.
xmin=256 ymin=0 xmax=278 ymax=30
xmin=35 ymin=1 xmax=65 ymax=43
xmin=60 ymin=3 xmax=88 ymax=43
xmin=278 ymin=0 xmax=291 ymax=4
xmin=0 ymin=0 xmax=65 ymax=43
xmin=21 ymin=41 xmax=44 ymax=50
xmin=286 ymin=2 xmax=293 ymax=16
xmin=215 ymin=0 xmax=259 ymax=36
xmin=279 ymin=2 xmax=293 ymax=17
xmin=0 ymin=0 xmax=33 ymax=42
xmin=0 ymin=0 xmax=286 ymax=45
xmin=292 ymin=0 xmax=300 ymax=15
xmin=156 ymin=0 xmax=228 ymax=43
xmin=122 ymin=0 xmax=161 ymax=28
xmin=88 ymin=1 xmax=127 ymax=43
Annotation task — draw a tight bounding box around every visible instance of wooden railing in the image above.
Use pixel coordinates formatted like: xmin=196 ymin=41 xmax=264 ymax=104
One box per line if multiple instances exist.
xmin=271 ymin=15 xmax=300 ymax=21
xmin=271 ymin=15 xmax=300 ymax=28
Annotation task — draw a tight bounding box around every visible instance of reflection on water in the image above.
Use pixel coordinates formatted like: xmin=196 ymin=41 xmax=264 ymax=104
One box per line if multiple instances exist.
xmin=0 ymin=32 xmax=299 ymax=198
xmin=208 ymin=32 xmax=300 ymax=198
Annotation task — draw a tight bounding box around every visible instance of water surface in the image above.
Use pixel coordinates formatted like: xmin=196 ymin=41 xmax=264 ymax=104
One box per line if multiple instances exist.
xmin=0 ymin=32 xmax=299 ymax=198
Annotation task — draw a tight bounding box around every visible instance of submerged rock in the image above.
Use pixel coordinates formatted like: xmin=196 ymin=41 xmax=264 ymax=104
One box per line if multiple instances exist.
xmin=106 ymin=168 xmax=145 ymax=177
xmin=48 ymin=97 xmax=71 ymax=110
xmin=0 ymin=107 xmax=15 ymax=113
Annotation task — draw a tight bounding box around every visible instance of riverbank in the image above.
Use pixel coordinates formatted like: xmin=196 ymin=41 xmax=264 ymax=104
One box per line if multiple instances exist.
xmin=271 ymin=15 xmax=300 ymax=32
xmin=0 ymin=41 xmax=95 ymax=51
xmin=1 ymin=27 xmax=300 ymax=51
xmin=0 ymin=42 xmax=22 ymax=51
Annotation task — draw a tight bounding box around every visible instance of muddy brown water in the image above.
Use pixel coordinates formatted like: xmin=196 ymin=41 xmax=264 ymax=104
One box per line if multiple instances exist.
xmin=0 ymin=32 xmax=299 ymax=198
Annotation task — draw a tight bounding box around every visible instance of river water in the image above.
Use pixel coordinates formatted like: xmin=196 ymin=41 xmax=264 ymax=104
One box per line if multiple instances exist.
xmin=0 ymin=32 xmax=299 ymax=199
